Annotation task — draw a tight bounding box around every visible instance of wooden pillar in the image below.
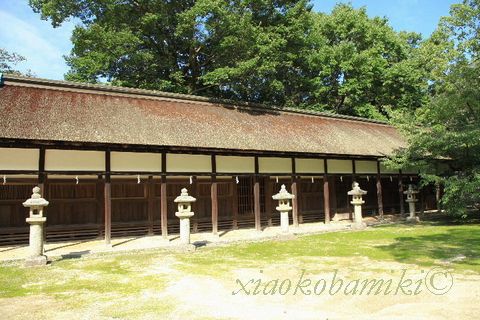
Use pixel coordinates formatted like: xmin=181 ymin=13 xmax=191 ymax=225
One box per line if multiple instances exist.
xmin=264 ymin=177 xmax=273 ymax=227
xmin=160 ymin=152 xmax=168 ymax=239
xmin=253 ymin=157 xmax=261 ymax=231
xmin=254 ymin=178 xmax=261 ymax=231
xmin=323 ymin=175 xmax=330 ymax=224
xmin=211 ymin=177 xmax=218 ymax=235
xmin=104 ymin=151 xmax=112 ymax=245
xmin=232 ymin=177 xmax=239 ymax=229
xmin=376 ymin=161 xmax=384 ymax=219
xmin=160 ymin=175 xmax=168 ymax=239
xmin=147 ymin=176 xmax=154 ymax=235
xmin=191 ymin=176 xmax=198 ymax=233
xmin=38 ymin=148 xmax=47 ymax=242
xmin=398 ymin=171 xmax=405 ymax=215
xmin=330 ymin=175 xmax=337 ymax=218
xmin=96 ymin=175 xmax=104 ymax=238
xmin=291 ymin=179 xmax=299 ymax=228
xmin=323 ymin=159 xmax=330 ymax=223
xmin=420 ymin=186 xmax=425 ymax=215
xmin=211 ymin=155 xmax=218 ymax=235
xmin=435 ymin=182 xmax=442 ymax=213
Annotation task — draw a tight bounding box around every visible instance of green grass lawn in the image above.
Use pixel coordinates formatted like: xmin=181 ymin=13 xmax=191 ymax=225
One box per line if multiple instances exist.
xmin=1 ymin=221 xmax=479 ymax=318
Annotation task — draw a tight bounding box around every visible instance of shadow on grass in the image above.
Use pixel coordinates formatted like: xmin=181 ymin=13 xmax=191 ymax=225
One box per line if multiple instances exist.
xmin=377 ymin=225 xmax=480 ymax=270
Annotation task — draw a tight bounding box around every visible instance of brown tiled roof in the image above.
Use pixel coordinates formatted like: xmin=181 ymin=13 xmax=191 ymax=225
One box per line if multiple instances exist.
xmin=0 ymin=74 xmax=405 ymax=157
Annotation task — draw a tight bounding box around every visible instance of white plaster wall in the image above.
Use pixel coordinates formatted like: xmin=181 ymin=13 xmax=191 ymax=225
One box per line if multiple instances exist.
xmin=380 ymin=163 xmax=399 ymax=174
xmin=258 ymin=157 xmax=292 ymax=173
xmin=0 ymin=148 xmax=39 ymax=170
xmin=216 ymin=156 xmax=255 ymax=173
xmin=327 ymin=159 xmax=353 ymax=174
xmin=295 ymin=158 xmax=324 ymax=174
xmin=111 ymin=152 xmax=162 ymax=172
xmin=45 ymin=150 xmax=105 ymax=171
xmin=167 ymin=154 xmax=211 ymax=172
xmin=355 ymin=160 xmax=377 ymax=174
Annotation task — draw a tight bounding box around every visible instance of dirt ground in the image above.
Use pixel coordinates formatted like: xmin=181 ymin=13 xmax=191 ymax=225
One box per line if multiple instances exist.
xmin=1 ymin=255 xmax=479 ymax=320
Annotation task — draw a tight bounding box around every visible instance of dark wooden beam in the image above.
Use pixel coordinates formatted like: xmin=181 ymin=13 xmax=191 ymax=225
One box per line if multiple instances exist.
xmin=104 ymin=151 xmax=111 ymax=245
xmin=147 ymin=176 xmax=154 ymax=235
xmin=232 ymin=176 xmax=239 ymax=230
xmin=191 ymin=176 xmax=198 ymax=233
xmin=376 ymin=161 xmax=384 ymax=219
xmin=96 ymin=175 xmax=104 ymax=239
xmin=264 ymin=176 xmax=273 ymax=227
xmin=38 ymin=147 xmax=45 ymax=184
xmin=398 ymin=170 xmax=405 ymax=215
xmin=211 ymin=155 xmax=218 ymax=235
xmin=211 ymin=177 xmax=218 ymax=235
xmin=253 ymin=156 xmax=261 ymax=231
xmin=160 ymin=175 xmax=168 ymax=239
xmin=254 ymin=178 xmax=261 ymax=231
xmin=291 ymin=179 xmax=299 ymax=227
xmin=323 ymin=158 xmax=330 ymax=223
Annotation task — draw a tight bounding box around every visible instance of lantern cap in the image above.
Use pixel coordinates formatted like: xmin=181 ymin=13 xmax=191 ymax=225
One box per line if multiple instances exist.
xmin=403 ymin=184 xmax=419 ymax=195
xmin=272 ymin=184 xmax=295 ymax=200
xmin=174 ymin=188 xmax=197 ymax=203
xmin=348 ymin=182 xmax=367 ymax=196
xmin=22 ymin=186 xmax=49 ymax=207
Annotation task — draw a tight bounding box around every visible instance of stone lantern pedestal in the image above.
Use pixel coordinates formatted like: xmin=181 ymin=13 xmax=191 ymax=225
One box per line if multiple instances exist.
xmin=23 ymin=186 xmax=49 ymax=266
xmin=174 ymin=188 xmax=196 ymax=250
xmin=272 ymin=184 xmax=295 ymax=235
xmin=348 ymin=182 xmax=367 ymax=230
xmin=404 ymin=184 xmax=420 ymax=223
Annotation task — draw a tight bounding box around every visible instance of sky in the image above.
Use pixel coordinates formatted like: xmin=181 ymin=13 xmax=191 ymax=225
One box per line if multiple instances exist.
xmin=0 ymin=0 xmax=459 ymax=80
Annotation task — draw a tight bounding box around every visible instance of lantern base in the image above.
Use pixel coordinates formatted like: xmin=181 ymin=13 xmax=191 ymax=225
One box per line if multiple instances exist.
xmin=406 ymin=216 xmax=420 ymax=223
xmin=25 ymin=255 xmax=47 ymax=267
xmin=351 ymin=222 xmax=367 ymax=230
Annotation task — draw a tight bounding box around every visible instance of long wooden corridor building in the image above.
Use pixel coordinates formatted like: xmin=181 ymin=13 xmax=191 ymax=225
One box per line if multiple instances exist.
xmin=0 ymin=75 xmax=435 ymax=245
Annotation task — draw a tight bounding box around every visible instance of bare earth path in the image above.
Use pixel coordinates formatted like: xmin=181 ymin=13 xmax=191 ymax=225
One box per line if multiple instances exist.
xmin=1 ymin=223 xmax=480 ymax=319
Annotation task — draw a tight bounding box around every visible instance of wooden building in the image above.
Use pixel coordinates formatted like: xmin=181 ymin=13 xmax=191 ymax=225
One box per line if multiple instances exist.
xmin=0 ymin=74 xmax=436 ymax=245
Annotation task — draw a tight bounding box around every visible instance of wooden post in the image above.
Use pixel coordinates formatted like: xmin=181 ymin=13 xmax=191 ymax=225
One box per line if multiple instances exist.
xmin=160 ymin=152 xmax=168 ymax=239
xmin=232 ymin=177 xmax=239 ymax=229
xmin=254 ymin=178 xmax=261 ymax=231
xmin=291 ymin=179 xmax=299 ymax=228
xmin=211 ymin=177 xmax=218 ymax=235
xmin=211 ymin=155 xmax=218 ymax=235
xmin=264 ymin=177 xmax=273 ymax=227
xmin=160 ymin=175 xmax=168 ymax=239
xmin=38 ymin=148 xmax=47 ymax=242
xmin=376 ymin=161 xmax=384 ymax=219
xmin=254 ymin=156 xmax=261 ymax=231
xmin=323 ymin=174 xmax=330 ymax=224
xmin=104 ymin=151 xmax=111 ymax=245
xmin=330 ymin=175 xmax=337 ymax=219
xmin=147 ymin=176 xmax=154 ymax=235
xmin=435 ymin=182 xmax=441 ymax=213
xmin=399 ymin=171 xmax=405 ymax=215
xmin=191 ymin=176 xmax=198 ymax=233
xmin=96 ymin=175 xmax=104 ymax=238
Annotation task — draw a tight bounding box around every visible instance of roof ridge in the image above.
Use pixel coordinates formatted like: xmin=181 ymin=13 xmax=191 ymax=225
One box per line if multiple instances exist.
xmin=1 ymin=73 xmax=389 ymax=125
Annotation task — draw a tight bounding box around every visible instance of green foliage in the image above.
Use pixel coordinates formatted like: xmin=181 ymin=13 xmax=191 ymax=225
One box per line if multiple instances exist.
xmin=29 ymin=1 xmax=428 ymax=118
xmin=0 ymin=48 xmax=34 ymax=76
xmin=388 ymin=0 xmax=480 ymax=216
xmin=305 ymin=4 xmax=427 ymax=118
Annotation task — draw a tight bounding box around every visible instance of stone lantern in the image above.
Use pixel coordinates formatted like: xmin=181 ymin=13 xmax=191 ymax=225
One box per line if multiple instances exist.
xmin=404 ymin=184 xmax=420 ymax=222
xmin=348 ymin=182 xmax=367 ymax=229
xmin=174 ymin=188 xmax=196 ymax=245
xmin=23 ymin=186 xmax=49 ymax=266
xmin=272 ymin=184 xmax=295 ymax=234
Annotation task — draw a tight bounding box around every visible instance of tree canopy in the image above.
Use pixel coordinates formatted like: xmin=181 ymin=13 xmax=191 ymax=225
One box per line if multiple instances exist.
xmin=29 ymin=0 xmax=427 ymax=118
xmin=386 ymin=0 xmax=480 ymax=216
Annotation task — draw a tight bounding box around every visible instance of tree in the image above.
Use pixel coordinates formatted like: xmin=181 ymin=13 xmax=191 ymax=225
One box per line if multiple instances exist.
xmin=0 ymin=48 xmax=34 ymax=76
xmin=387 ymin=0 xmax=480 ymax=216
xmin=304 ymin=4 xmax=428 ymax=119
xmin=29 ymin=0 xmax=313 ymax=107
